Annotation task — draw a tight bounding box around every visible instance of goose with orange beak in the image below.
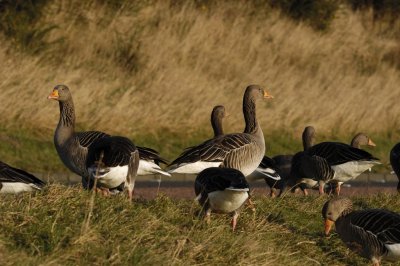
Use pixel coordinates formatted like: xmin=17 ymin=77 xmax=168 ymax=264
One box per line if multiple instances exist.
xmin=322 ymin=197 xmax=400 ymax=266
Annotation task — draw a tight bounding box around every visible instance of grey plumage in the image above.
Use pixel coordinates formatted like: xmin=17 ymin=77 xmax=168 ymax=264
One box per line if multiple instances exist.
xmin=288 ymin=127 xmax=379 ymax=195
xmin=48 ymin=85 xmax=169 ymax=189
xmin=169 ymin=85 xmax=273 ymax=176
xmin=195 ymin=167 xmax=250 ymax=231
xmin=87 ymin=136 xmax=139 ymax=200
xmin=210 ymin=105 xmax=226 ymax=138
xmin=323 ymin=197 xmax=400 ymax=265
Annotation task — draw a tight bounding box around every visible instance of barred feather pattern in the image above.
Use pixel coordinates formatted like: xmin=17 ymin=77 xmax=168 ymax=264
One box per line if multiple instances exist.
xmin=323 ymin=197 xmax=400 ymax=263
xmin=337 ymin=209 xmax=400 ymax=261
xmin=306 ymin=142 xmax=379 ymax=166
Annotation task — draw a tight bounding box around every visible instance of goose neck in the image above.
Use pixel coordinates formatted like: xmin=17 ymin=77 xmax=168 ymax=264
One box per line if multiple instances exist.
xmin=55 ymin=99 xmax=76 ymax=143
xmin=211 ymin=114 xmax=224 ymax=137
xmin=243 ymin=94 xmax=259 ymax=134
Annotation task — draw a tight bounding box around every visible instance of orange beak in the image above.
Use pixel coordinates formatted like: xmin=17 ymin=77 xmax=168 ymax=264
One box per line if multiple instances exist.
xmin=324 ymin=219 xmax=334 ymax=236
xmin=263 ymin=90 xmax=274 ymax=99
xmin=48 ymin=90 xmax=59 ymax=100
xmin=368 ymin=138 xmax=376 ymax=147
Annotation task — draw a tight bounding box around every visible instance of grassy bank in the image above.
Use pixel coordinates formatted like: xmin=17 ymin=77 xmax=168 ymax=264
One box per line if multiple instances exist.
xmin=0 ymin=1 xmax=399 ymax=138
xmin=0 ymin=186 xmax=399 ymax=265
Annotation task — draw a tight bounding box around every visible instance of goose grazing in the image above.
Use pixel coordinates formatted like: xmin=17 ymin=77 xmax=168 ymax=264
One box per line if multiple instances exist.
xmin=86 ymin=136 xmax=139 ymax=200
xmin=168 ymin=85 xmax=273 ymax=176
xmin=390 ymin=143 xmax=400 ymax=193
xmin=48 ymin=85 xmax=170 ymax=188
xmin=195 ymin=167 xmax=250 ymax=231
xmin=289 ymin=127 xmax=380 ymax=195
xmin=323 ymin=197 xmax=400 ymax=266
xmin=0 ymin=161 xmax=45 ymax=194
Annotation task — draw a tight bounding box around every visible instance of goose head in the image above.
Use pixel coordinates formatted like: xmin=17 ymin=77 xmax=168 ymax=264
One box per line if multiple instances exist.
xmin=322 ymin=197 xmax=353 ymax=236
xmin=302 ymin=126 xmax=316 ymax=150
xmin=212 ymin=105 xmax=228 ymax=120
xmin=245 ymin=85 xmax=273 ymax=101
xmin=48 ymin=85 xmax=72 ymax=102
xmin=350 ymin=133 xmax=376 ymax=148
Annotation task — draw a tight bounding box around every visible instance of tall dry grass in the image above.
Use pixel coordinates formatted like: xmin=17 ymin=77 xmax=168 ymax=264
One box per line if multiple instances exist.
xmin=0 ymin=1 xmax=399 ymax=139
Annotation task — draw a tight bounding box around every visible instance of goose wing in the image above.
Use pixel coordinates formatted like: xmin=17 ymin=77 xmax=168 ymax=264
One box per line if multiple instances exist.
xmin=306 ymin=142 xmax=378 ymax=166
xmin=0 ymin=161 xmax=45 ymax=185
xmin=86 ymin=136 xmax=137 ymax=168
xmin=137 ymin=146 xmax=169 ymax=165
xmin=195 ymin=167 xmax=249 ymax=195
xmin=170 ymin=133 xmax=254 ymax=166
xmin=291 ymin=152 xmax=334 ymax=181
xmin=76 ymin=131 xmax=110 ymax=148
xmin=350 ymin=209 xmax=400 ymax=244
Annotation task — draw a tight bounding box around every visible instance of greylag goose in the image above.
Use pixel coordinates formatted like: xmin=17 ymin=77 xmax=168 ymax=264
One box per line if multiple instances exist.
xmin=0 ymin=161 xmax=45 ymax=194
xmin=48 ymin=85 xmax=170 ymax=188
xmin=168 ymin=85 xmax=273 ymax=176
xmin=322 ymin=197 xmax=400 ymax=266
xmin=290 ymin=127 xmax=380 ymax=195
xmin=390 ymin=143 xmax=400 ymax=193
xmin=211 ymin=105 xmax=227 ymax=137
xmin=195 ymin=167 xmax=250 ymax=231
xmin=86 ymin=136 xmax=139 ymax=200
xmin=265 ymin=126 xmax=316 ymax=197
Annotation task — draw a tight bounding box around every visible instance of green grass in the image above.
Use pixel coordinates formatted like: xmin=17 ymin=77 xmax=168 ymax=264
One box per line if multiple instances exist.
xmin=1 ymin=186 xmax=400 ymax=265
xmin=0 ymin=126 xmax=396 ymax=176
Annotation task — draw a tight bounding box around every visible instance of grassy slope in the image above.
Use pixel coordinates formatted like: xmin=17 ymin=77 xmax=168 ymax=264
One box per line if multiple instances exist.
xmin=1 ymin=186 xmax=400 ymax=265
xmin=0 ymin=1 xmax=400 ymax=173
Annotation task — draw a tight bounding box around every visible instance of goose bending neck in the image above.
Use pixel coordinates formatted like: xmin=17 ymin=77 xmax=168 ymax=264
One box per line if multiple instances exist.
xmin=56 ymin=99 xmax=76 ymax=144
xmin=243 ymin=93 xmax=259 ymax=134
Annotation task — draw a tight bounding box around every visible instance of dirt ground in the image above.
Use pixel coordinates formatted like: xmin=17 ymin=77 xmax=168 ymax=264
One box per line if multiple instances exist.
xmin=132 ymin=181 xmax=399 ymax=200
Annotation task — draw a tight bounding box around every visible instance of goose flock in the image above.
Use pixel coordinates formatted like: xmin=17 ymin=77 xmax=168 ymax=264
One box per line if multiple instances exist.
xmin=1 ymin=84 xmax=400 ymax=265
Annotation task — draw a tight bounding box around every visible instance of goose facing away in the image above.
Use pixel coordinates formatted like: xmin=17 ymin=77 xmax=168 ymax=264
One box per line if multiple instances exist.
xmin=390 ymin=143 xmax=400 ymax=193
xmin=48 ymin=85 xmax=170 ymax=189
xmin=211 ymin=105 xmax=227 ymax=138
xmin=195 ymin=167 xmax=250 ymax=231
xmin=322 ymin=197 xmax=400 ymax=266
xmin=86 ymin=136 xmax=139 ymax=200
xmin=168 ymin=85 xmax=273 ymax=176
xmin=0 ymin=161 xmax=45 ymax=194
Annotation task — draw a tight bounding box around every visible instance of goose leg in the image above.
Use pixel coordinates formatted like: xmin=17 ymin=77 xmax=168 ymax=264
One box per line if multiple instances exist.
xmin=204 ymin=208 xmax=211 ymax=224
xmin=303 ymin=188 xmax=309 ymax=196
xmin=232 ymin=211 xmax=239 ymax=231
xmin=318 ymin=181 xmax=325 ymax=195
xmin=270 ymin=188 xmax=277 ymax=198
xmin=334 ymin=183 xmax=341 ymax=195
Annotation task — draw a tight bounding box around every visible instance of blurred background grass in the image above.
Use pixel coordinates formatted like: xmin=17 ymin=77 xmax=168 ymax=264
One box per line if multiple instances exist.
xmin=0 ymin=0 xmax=400 ymax=173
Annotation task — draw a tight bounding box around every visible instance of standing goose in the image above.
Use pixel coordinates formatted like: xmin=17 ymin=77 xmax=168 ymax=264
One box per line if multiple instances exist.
xmin=390 ymin=143 xmax=400 ymax=193
xmin=323 ymin=197 xmax=400 ymax=266
xmin=195 ymin=167 xmax=250 ymax=231
xmin=48 ymin=85 xmax=170 ymax=188
xmin=168 ymin=85 xmax=273 ymax=176
xmin=86 ymin=136 xmax=139 ymax=200
xmin=0 ymin=161 xmax=45 ymax=194
xmin=290 ymin=127 xmax=380 ymax=195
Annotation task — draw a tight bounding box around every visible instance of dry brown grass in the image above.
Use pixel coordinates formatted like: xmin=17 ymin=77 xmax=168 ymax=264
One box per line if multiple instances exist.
xmin=0 ymin=1 xmax=399 ymax=139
